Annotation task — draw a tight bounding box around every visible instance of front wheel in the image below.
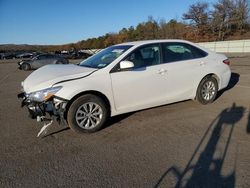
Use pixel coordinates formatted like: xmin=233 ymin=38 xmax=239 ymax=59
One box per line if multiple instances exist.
xmin=21 ymin=63 xmax=31 ymax=71
xmin=67 ymin=94 xmax=108 ymax=133
xmin=196 ymin=76 xmax=218 ymax=105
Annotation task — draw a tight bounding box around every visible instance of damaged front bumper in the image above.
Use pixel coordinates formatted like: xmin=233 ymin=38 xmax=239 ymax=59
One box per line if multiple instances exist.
xmin=18 ymin=92 xmax=68 ymax=136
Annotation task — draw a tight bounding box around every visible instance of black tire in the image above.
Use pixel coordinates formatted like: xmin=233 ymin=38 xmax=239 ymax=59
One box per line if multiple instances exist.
xmin=21 ymin=63 xmax=31 ymax=71
xmin=67 ymin=94 xmax=108 ymax=133
xmin=196 ymin=76 xmax=218 ymax=105
xmin=56 ymin=61 xmax=63 ymax=64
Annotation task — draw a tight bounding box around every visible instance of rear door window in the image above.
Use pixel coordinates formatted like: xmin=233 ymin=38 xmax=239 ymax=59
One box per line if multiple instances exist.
xmin=162 ymin=43 xmax=207 ymax=63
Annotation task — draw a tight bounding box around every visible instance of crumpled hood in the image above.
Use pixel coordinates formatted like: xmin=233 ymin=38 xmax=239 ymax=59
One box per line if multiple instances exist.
xmin=23 ymin=64 xmax=96 ymax=93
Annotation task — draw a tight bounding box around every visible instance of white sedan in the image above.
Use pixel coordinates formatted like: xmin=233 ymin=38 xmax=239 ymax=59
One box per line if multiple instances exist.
xmin=18 ymin=40 xmax=231 ymax=135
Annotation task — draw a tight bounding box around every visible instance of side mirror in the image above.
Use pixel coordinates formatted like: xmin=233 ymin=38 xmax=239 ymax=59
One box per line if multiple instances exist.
xmin=120 ymin=60 xmax=134 ymax=70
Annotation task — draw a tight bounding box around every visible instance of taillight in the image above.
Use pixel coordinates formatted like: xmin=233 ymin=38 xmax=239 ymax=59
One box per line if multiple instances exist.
xmin=223 ymin=59 xmax=230 ymax=65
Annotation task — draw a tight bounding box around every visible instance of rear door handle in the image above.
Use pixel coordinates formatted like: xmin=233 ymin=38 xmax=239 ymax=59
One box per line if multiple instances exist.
xmin=157 ymin=69 xmax=167 ymax=75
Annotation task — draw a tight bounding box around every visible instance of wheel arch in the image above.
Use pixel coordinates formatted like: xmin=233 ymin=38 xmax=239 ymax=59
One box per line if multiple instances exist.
xmin=194 ymin=73 xmax=220 ymax=99
xmin=194 ymin=73 xmax=220 ymax=104
xmin=64 ymin=90 xmax=111 ymax=119
xmin=199 ymin=73 xmax=220 ymax=88
xmin=207 ymin=73 xmax=220 ymax=88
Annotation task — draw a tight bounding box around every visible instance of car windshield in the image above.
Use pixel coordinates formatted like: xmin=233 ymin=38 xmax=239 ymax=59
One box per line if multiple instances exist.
xmin=79 ymin=45 xmax=132 ymax=69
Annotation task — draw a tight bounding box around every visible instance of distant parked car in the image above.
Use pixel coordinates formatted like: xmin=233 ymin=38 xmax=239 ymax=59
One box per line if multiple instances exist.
xmin=18 ymin=54 xmax=69 ymax=70
xmin=16 ymin=53 xmax=34 ymax=59
xmin=71 ymin=51 xmax=92 ymax=59
xmin=1 ymin=53 xmax=16 ymax=59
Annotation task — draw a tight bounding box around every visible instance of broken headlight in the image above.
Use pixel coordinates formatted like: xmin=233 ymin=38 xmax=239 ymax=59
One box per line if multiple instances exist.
xmin=28 ymin=86 xmax=62 ymax=102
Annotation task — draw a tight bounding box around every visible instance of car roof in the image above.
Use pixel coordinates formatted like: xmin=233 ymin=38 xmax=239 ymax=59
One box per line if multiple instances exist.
xmin=115 ymin=39 xmax=213 ymax=54
xmin=116 ymin=39 xmax=194 ymax=47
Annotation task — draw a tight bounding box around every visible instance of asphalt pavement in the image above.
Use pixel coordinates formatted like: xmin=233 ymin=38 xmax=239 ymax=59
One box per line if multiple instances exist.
xmin=0 ymin=56 xmax=250 ymax=187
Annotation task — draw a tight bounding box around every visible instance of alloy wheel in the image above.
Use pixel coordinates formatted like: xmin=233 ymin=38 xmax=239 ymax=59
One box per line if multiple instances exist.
xmin=75 ymin=102 xmax=103 ymax=129
xmin=201 ymin=81 xmax=216 ymax=101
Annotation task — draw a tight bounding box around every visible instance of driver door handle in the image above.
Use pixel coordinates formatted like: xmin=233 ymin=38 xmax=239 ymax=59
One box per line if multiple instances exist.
xmin=200 ymin=61 xmax=206 ymax=66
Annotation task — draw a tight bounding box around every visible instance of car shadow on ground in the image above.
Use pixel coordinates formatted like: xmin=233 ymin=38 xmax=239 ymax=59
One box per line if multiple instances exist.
xmin=216 ymin=72 xmax=240 ymax=99
xmin=43 ymin=112 xmax=134 ymax=138
xmin=104 ymin=112 xmax=134 ymax=129
xmin=247 ymin=108 xmax=250 ymax=134
xmin=154 ymin=103 xmax=245 ymax=188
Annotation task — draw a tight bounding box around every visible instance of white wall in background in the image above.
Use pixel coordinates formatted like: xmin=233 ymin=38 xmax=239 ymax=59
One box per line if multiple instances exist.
xmin=198 ymin=39 xmax=250 ymax=53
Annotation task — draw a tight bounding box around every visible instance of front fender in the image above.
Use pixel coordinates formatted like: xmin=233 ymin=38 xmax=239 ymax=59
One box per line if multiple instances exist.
xmin=53 ymin=74 xmax=117 ymax=116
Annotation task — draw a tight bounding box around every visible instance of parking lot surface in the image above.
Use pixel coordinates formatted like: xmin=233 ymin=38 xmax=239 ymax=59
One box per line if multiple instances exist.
xmin=0 ymin=56 xmax=250 ymax=187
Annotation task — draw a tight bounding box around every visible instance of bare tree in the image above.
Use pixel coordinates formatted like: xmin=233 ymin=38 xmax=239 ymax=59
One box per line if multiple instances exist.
xmin=211 ymin=0 xmax=249 ymax=40
xmin=183 ymin=2 xmax=209 ymax=26
xmin=182 ymin=2 xmax=210 ymax=40
xmin=211 ymin=0 xmax=235 ymax=40
xmin=234 ymin=0 xmax=249 ymax=33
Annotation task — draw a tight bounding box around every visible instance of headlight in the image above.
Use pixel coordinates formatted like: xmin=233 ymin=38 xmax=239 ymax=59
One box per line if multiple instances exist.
xmin=28 ymin=86 xmax=62 ymax=102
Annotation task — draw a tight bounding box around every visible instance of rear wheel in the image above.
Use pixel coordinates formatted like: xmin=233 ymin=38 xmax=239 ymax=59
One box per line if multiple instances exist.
xmin=196 ymin=76 xmax=218 ymax=104
xmin=21 ymin=63 xmax=31 ymax=71
xmin=67 ymin=94 xmax=108 ymax=133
